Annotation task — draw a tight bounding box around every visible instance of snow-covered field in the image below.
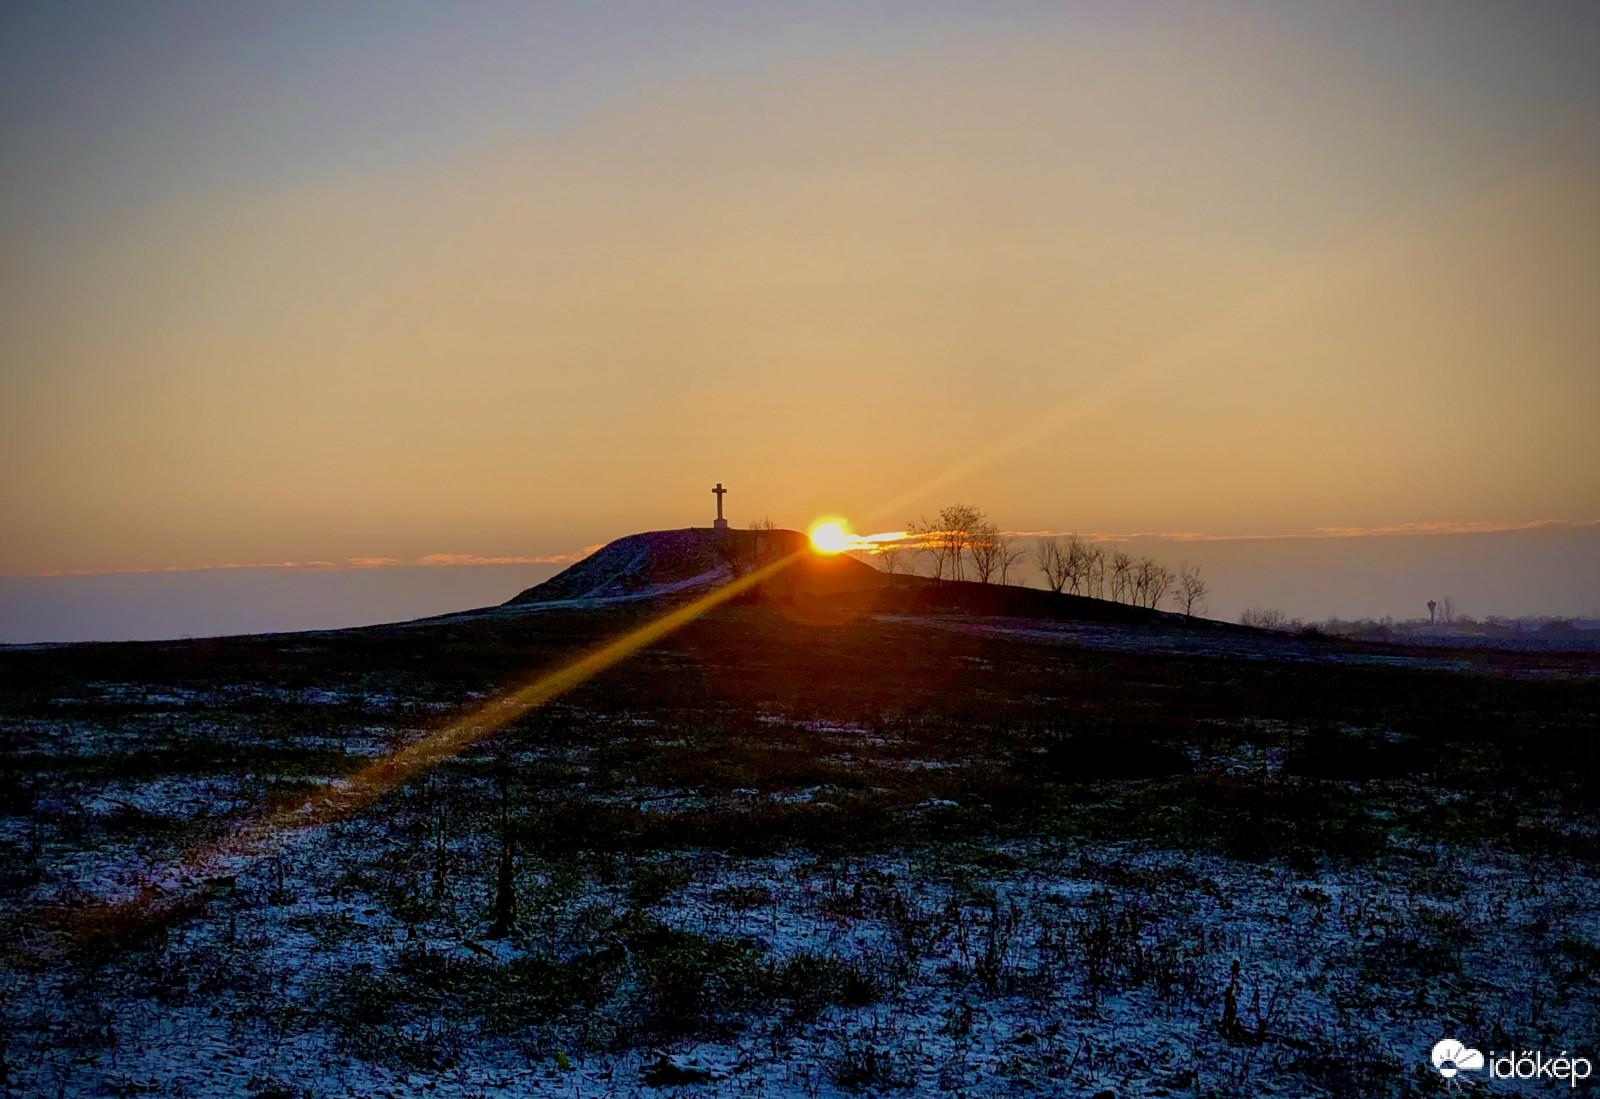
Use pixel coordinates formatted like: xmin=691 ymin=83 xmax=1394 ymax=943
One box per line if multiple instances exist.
xmin=880 ymin=616 xmax=1503 ymax=677
xmin=7 ymin=761 xmax=1598 ymax=1097
xmin=5 ymin=608 xmax=1598 ymax=1097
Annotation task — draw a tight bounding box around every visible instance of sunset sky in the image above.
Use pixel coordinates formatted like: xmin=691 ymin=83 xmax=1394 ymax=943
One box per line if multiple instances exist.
xmin=2 ymin=2 xmax=1597 ymax=638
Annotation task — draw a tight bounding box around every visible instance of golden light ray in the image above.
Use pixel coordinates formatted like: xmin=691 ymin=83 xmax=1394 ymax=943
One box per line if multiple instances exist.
xmin=205 ymin=548 xmax=805 ymax=855
xmin=843 ymin=530 xmax=913 ymax=551
xmin=809 ymin=516 xmax=911 ymax=555
xmin=50 ymin=549 xmax=808 ymax=949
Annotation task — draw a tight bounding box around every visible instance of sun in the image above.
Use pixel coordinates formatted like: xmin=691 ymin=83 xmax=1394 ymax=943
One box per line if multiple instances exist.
xmin=809 ymin=520 xmax=851 ymax=554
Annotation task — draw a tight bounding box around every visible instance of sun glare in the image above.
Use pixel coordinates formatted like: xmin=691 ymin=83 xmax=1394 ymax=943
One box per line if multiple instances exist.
xmin=809 ymin=520 xmax=851 ymax=554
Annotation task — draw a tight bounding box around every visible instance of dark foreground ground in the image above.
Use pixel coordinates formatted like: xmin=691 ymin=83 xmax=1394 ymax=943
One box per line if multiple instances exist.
xmin=2 ymin=595 xmax=1598 ymax=1097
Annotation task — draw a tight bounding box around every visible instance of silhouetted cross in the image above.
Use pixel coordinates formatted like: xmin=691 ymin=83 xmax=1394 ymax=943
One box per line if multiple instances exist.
xmin=712 ymin=483 xmax=727 ymax=522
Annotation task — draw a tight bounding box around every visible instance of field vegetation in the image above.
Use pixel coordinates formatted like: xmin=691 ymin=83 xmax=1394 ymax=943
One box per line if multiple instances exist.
xmin=2 ymin=594 xmax=1598 ymax=1096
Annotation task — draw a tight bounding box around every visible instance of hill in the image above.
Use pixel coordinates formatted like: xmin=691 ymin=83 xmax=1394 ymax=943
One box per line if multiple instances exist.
xmin=504 ymin=527 xmax=1226 ymax=629
xmin=505 ymin=527 xmax=884 ymax=606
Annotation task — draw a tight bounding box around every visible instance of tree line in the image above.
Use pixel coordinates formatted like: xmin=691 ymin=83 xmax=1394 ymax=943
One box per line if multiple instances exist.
xmin=887 ymin=504 xmax=1208 ymax=617
xmin=1033 ymin=533 xmax=1207 ymax=615
xmin=887 ymin=504 xmax=1028 ymax=585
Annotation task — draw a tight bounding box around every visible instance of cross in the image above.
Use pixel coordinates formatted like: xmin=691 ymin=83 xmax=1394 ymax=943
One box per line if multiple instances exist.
xmin=711 ymin=483 xmax=727 ymax=528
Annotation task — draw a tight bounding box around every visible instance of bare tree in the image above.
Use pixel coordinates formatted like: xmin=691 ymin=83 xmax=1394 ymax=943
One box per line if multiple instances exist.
xmin=1034 ymin=537 xmax=1068 ymax=592
xmin=752 ymin=517 xmax=785 ymax=570
xmin=1063 ymin=535 xmax=1093 ymax=594
xmin=1440 ymin=595 xmax=1457 ymax=624
xmin=716 ymin=528 xmax=752 ymax=579
xmin=1131 ymin=557 xmax=1174 ymax=609
xmin=1241 ymin=607 xmax=1299 ymax=631
xmin=909 ymin=504 xmax=985 ymax=583
xmin=999 ymin=536 xmax=1026 ymax=586
xmin=715 ymin=517 xmax=778 ymax=583
xmin=1037 ymin=532 xmax=1155 ymax=602
xmin=1155 ymin=560 xmax=1175 ymax=609
xmin=943 ymin=504 xmax=984 ymax=582
xmin=878 ymin=543 xmax=904 ymax=577
xmin=715 ymin=534 xmax=743 ymax=579
xmin=1129 ymin=556 xmax=1149 ymax=606
xmin=1085 ymin=544 xmax=1106 ymax=599
xmin=1177 ymin=564 xmax=1208 ymax=617
xmin=1149 ymin=561 xmax=1174 ymax=609
xmin=1109 ymin=549 xmax=1134 ymax=603
xmin=908 ymin=517 xmax=952 ymax=582
xmin=968 ymin=521 xmax=1002 ymax=584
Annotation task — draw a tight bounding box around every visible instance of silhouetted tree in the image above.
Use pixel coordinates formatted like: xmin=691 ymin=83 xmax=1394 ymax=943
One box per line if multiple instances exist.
xmin=1109 ymin=550 xmax=1134 ymax=603
xmin=1132 ymin=557 xmax=1174 ymax=609
xmin=716 ymin=528 xmax=750 ymax=579
xmin=910 ymin=504 xmax=985 ymax=583
xmin=968 ymin=521 xmax=1003 ymax=583
xmin=1034 ymin=537 xmax=1069 ymax=592
xmin=907 ymin=517 xmax=951 ymax=582
xmin=1084 ymin=543 xmax=1106 ymax=599
xmin=1177 ymin=564 xmax=1208 ymax=617
xmin=1241 ymin=607 xmax=1297 ymax=631
xmin=1062 ymin=535 xmax=1091 ymax=595
xmin=999 ymin=536 xmax=1026 ymax=586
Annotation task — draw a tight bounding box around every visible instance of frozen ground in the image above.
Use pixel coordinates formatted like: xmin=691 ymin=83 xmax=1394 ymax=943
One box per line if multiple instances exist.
xmin=6 ymin=816 xmax=1597 ymax=1098
xmin=7 ymin=708 xmax=1598 ymax=1098
xmin=882 ymin=615 xmax=1600 ymax=680
xmin=4 ymin=602 xmax=1597 ymax=1097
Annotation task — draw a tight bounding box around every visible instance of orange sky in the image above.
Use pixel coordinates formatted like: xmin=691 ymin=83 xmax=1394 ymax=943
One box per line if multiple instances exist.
xmin=2 ymin=3 xmax=1597 ymax=580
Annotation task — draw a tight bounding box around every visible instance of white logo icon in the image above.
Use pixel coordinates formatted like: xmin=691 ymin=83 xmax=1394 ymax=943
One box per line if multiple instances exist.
xmin=1432 ymin=1038 xmax=1485 ymax=1079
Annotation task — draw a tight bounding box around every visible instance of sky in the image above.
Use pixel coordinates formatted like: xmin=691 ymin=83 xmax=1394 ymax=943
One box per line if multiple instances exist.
xmin=2 ymin=1 xmax=1597 ymax=640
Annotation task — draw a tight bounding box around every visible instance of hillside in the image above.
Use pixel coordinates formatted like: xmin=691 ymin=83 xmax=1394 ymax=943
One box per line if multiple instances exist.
xmin=503 ymin=528 xmax=1242 ymax=634
xmin=505 ymin=527 xmax=883 ymax=606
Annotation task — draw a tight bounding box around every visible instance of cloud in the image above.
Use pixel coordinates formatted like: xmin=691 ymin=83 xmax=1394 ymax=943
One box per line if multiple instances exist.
xmin=25 ymin=545 xmax=604 ymax=579
xmin=34 ymin=561 xmax=327 ymax=578
xmin=1002 ymin=519 xmax=1600 ymax=542
xmin=418 ymin=548 xmax=602 ymax=567
xmin=1308 ymin=519 xmax=1600 ymax=538
xmin=851 ymin=520 xmax=1600 ymax=552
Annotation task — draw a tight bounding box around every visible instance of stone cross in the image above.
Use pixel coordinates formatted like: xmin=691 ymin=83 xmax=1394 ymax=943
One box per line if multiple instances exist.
xmin=712 ymin=483 xmax=728 ymax=530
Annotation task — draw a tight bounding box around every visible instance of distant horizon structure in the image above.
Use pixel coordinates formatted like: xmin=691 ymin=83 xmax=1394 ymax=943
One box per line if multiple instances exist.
xmin=712 ymin=483 xmax=729 ymax=530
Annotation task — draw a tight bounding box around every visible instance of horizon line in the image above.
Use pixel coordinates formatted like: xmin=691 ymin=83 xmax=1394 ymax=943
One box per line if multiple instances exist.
xmin=999 ymin=518 xmax=1600 ymax=544
xmin=10 ymin=518 xmax=1597 ymax=579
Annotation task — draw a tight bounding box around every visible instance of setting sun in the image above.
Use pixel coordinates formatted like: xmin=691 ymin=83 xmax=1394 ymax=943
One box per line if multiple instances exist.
xmin=809 ymin=521 xmax=851 ymax=554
